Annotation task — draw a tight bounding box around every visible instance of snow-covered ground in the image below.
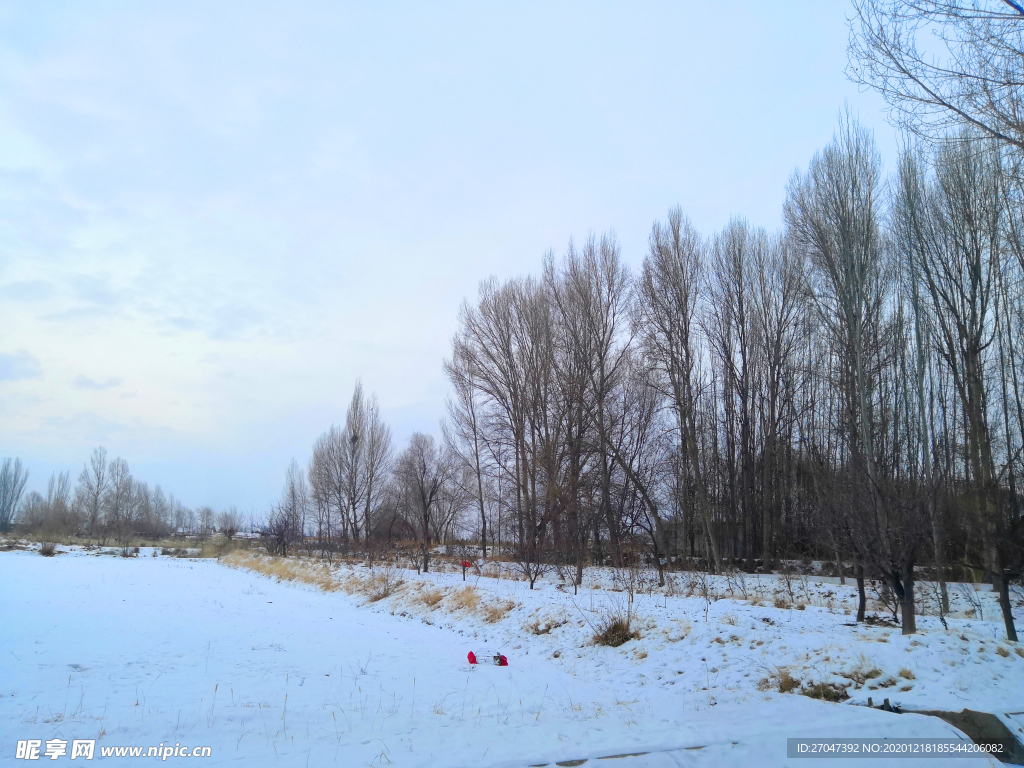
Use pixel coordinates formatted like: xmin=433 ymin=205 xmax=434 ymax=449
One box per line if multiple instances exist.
xmin=2 ymin=546 xmax=1021 ymax=767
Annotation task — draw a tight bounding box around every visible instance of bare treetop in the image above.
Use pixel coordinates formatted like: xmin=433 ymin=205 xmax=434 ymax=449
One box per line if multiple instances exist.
xmin=849 ymin=0 xmax=1024 ymax=148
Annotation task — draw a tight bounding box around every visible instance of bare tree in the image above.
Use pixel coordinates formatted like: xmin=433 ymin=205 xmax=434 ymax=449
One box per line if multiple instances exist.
xmin=849 ymin=0 xmax=1024 ymax=150
xmin=752 ymin=234 xmax=805 ymax=569
xmin=262 ymin=461 xmax=308 ymax=556
xmin=308 ymin=441 xmax=336 ymax=558
xmin=76 ymin=447 xmax=108 ymax=537
xmin=311 ymin=382 xmax=393 ymax=551
xmin=636 ymin=208 xmax=722 ymax=572
xmin=217 ymin=507 xmax=244 ymax=540
xmin=548 ymin=234 xmax=633 ymax=567
xmin=362 ymin=392 xmax=393 ymax=542
xmin=395 ymin=432 xmax=451 ymax=572
xmin=704 ymin=218 xmax=762 ymax=570
xmin=444 ymin=343 xmax=492 ymax=556
xmin=454 ymin=276 xmax=559 ymax=585
xmin=341 ymin=383 xmax=369 ymax=543
xmin=103 ymin=458 xmax=135 ymax=548
xmin=0 ymin=458 xmax=29 ymax=532
xmin=895 ymin=133 xmax=1019 ymax=639
xmin=786 ymin=116 xmax=927 ymax=634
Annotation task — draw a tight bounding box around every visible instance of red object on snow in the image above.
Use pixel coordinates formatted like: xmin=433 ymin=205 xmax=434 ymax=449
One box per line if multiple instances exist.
xmin=467 ymin=650 xmax=508 ymax=666
xmin=460 ymin=560 xmax=472 ymax=568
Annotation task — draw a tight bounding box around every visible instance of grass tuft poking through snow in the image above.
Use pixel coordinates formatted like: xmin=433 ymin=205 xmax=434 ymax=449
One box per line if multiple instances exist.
xmin=365 ymin=563 xmax=405 ymax=602
xmin=410 ymin=583 xmax=446 ymax=608
xmin=594 ymin=616 xmax=639 ymax=647
xmin=801 ymin=682 xmax=849 ymax=702
xmin=480 ymin=597 xmax=517 ymax=623
xmin=776 ymin=668 xmax=801 ymax=693
xmin=448 ymin=585 xmax=481 ymax=612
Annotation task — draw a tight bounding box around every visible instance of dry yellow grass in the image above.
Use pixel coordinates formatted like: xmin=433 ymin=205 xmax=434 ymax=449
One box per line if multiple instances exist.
xmin=224 ymin=551 xmax=519 ymax=624
xmin=665 ymin=617 xmax=692 ymax=642
xmin=448 ymin=586 xmax=481 ymax=612
xmin=410 ymin=584 xmax=446 ymax=609
xmin=523 ymin=610 xmax=568 ymax=635
xmin=223 ymin=551 xmax=342 ymax=592
xmin=481 ymin=598 xmax=517 ymax=623
xmin=759 ymin=667 xmax=801 ymax=693
xmin=839 ymin=656 xmax=883 ymax=687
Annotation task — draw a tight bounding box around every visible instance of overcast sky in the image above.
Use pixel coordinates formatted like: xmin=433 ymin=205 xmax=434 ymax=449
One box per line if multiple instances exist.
xmin=0 ymin=1 xmax=898 ymax=513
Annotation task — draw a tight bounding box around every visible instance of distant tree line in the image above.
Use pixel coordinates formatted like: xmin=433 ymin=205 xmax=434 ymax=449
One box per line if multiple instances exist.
xmin=1 ymin=448 xmax=244 ymax=546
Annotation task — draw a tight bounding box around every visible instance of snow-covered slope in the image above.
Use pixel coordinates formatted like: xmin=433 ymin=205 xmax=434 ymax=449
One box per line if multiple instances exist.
xmin=1 ymin=548 xmax=1018 ymax=766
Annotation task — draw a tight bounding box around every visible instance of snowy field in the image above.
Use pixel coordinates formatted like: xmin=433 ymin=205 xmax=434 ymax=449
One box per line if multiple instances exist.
xmin=2 ymin=547 xmax=1022 ymax=767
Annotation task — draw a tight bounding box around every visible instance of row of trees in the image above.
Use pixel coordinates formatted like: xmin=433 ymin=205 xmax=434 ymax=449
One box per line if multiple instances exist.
xmin=436 ymin=123 xmax=1023 ymax=640
xmin=1 ymin=448 xmax=244 ymax=545
xmin=259 ymin=1 xmax=1024 ymax=640
xmin=268 ymin=123 xmax=1022 ymax=643
xmin=271 ymin=126 xmax=1021 ymax=645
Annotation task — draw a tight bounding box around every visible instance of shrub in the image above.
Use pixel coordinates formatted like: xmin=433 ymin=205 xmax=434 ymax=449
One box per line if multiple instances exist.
xmin=594 ymin=616 xmax=639 ymax=647
xmin=778 ymin=669 xmax=801 ymax=693
xmin=898 ymin=667 xmax=916 ymax=680
xmin=39 ymin=542 xmax=56 ymax=557
xmin=840 ymin=658 xmax=883 ymax=687
xmin=774 ymin=597 xmax=790 ymax=609
xmin=365 ymin=563 xmax=404 ymax=602
xmin=802 ymin=682 xmax=849 ymax=702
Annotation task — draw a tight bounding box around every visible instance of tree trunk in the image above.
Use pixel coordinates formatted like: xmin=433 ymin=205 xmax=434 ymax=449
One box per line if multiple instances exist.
xmin=995 ymin=573 xmax=1019 ymax=643
xmin=899 ymin=569 xmax=916 ymax=635
xmin=835 ymin=543 xmax=846 ymax=586
xmin=856 ymin=563 xmax=867 ymax=623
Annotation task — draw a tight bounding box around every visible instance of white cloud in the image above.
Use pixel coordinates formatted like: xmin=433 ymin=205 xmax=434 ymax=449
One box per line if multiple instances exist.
xmin=0 ymin=350 xmax=41 ymax=382
xmin=72 ymin=374 xmax=123 ymax=391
